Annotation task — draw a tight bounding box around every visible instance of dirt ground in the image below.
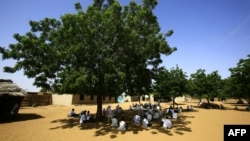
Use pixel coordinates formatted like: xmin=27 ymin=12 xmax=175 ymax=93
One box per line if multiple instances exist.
xmin=0 ymin=99 xmax=249 ymax=141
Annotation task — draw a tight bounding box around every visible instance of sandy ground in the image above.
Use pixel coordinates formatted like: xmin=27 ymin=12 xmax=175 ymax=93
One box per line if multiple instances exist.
xmin=0 ymin=99 xmax=249 ymax=141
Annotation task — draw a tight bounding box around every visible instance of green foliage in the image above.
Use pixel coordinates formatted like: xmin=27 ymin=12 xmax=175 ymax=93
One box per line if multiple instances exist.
xmin=0 ymin=0 xmax=176 ymax=118
xmin=154 ymin=66 xmax=187 ymax=105
xmin=189 ymin=69 xmax=222 ymax=102
xmin=229 ymin=54 xmax=250 ymax=104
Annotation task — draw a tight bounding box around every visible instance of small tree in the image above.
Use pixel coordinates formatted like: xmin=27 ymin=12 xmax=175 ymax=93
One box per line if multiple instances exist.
xmin=189 ymin=69 xmax=207 ymax=102
xmin=189 ymin=69 xmax=222 ymax=103
xmin=154 ymin=66 xmax=187 ymax=107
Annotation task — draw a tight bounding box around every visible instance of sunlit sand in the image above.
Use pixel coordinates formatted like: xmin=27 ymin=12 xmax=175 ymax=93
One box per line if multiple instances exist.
xmin=0 ymin=99 xmax=249 ymax=141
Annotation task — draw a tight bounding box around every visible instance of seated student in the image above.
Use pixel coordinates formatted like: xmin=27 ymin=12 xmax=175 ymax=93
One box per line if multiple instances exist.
xmin=153 ymin=110 xmax=160 ymax=120
xmin=85 ymin=111 xmax=94 ymax=122
xmin=79 ymin=111 xmax=87 ymax=124
xmin=148 ymin=106 xmax=153 ymax=114
xmin=162 ymin=116 xmax=172 ymax=129
xmin=118 ymin=117 xmax=127 ymax=131
xmin=158 ymin=109 xmax=163 ymax=117
xmin=219 ymin=104 xmax=224 ymax=110
xmin=189 ymin=105 xmax=194 ymax=111
xmin=133 ymin=113 xmax=141 ymax=124
xmin=102 ymin=108 xmax=106 ymax=117
xmin=234 ymin=105 xmax=238 ymax=110
xmin=168 ymin=106 xmax=174 ymax=115
xmin=115 ymin=104 xmax=122 ymax=114
xmin=172 ymin=112 xmax=178 ymax=119
xmin=246 ymin=105 xmax=250 ymax=111
xmin=142 ymin=115 xmax=151 ymax=128
xmin=178 ymin=106 xmax=183 ymax=113
xmin=68 ymin=108 xmax=78 ymax=117
xmin=146 ymin=112 xmax=152 ymax=122
xmin=111 ymin=116 xmax=118 ymax=127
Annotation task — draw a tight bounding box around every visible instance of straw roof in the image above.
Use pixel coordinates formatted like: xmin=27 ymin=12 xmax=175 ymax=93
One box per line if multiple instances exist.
xmin=0 ymin=79 xmax=27 ymax=97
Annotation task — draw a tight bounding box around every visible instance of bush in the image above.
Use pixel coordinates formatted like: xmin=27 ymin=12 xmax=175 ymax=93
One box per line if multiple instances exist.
xmin=199 ymin=103 xmax=220 ymax=109
xmin=237 ymin=99 xmax=244 ymax=104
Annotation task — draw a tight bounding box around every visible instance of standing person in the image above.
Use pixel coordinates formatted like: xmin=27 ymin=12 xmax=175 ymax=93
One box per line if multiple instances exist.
xmin=162 ymin=116 xmax=172 ymax=129
xmin=106 ymin=105 xmax=114 ymax=123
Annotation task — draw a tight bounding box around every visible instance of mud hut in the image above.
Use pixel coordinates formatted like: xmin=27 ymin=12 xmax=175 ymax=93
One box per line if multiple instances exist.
xmin=0 ymin=79 xmax=27 ymax=120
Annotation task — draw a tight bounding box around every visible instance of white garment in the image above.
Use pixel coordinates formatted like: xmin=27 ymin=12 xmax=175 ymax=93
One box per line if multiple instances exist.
xmin=133 ymin=115 xmax=141 ymax=124
xmin=172 ymin=113 xmax=178 ymax=119
xmin=79 ymin=114 xmax=86 ymax=124
xmin=166 ymin=109 xmax=169 ymax=114
xmin=156 ymin=105 xmax=160 ymax=110
xmin=142 ymin=118 xmax=149 ymax=128
xmin=162 ymin=118 xmax=172 ymax=128
xmin=111 ymin=118 xmax=118 ymax=127
xmin=118 ymin=121 xmax=126 ymax=131
xmin=86 ymin=114 xmax=91 ymax=120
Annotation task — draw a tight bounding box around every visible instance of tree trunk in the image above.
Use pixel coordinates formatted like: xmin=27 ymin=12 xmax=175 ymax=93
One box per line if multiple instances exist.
xmin=138 ymin=95 xmax=141 ymax=104
xmin=206 ymin=98 xmax=210 ymax=104
xmin=96 ymin=94 xmax=103 ymax=121
xmin=172 ymin=96 xmax=175 ymax=108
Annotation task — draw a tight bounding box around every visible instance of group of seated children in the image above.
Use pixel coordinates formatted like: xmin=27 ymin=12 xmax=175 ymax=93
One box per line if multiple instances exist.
xmin=68 ymin=108 xmax=93 ymax=124
xmin=132 ymin=110 xmax=172 ymax=129
xmin=110 ymin=116 xmax=127 ymax=131
xmin=166 ymin=105 xmax=181 ymax=119
xmin=79 ymin=110 xmax=93 ymax=124
xmin=103 ymin=105 xmax=123 ymax=123
xmin=187 ymin=105 xmax=194 ymax=111
xmin=69 ymin=103 xmax=174 ymax=130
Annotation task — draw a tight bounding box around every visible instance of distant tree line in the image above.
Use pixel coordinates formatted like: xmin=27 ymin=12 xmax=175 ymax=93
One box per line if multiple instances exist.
xmin=153 ymin=55 xmax=250 ymax=107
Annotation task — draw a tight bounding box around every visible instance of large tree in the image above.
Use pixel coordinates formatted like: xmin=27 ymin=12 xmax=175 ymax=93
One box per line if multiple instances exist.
xmin=0 ymin=0 xmax=176 ymax=120
xmin=229 ymin=54 xmax=250 ymax=105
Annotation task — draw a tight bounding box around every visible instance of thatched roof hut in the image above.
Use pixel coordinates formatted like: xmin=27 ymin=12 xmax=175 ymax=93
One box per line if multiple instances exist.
xmin=0 ymin=79 xmax=27 ymax=120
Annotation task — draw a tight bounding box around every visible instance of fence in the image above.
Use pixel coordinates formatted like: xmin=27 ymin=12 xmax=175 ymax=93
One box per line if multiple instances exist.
xmin=22 ymin=92 xmax=52 ymax=106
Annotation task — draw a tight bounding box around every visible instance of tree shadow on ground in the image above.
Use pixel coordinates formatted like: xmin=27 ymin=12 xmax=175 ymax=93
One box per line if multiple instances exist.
xmin=49 ymin=107 xmax=193 ymax=139
xmin=50 ymin=117 xmax=80 ymax=129
xmin=0 ymin=113 xmax=44 ymax=123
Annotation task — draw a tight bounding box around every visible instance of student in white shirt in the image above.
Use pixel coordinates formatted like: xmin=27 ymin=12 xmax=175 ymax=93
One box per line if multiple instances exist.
xmin=111 ymin=116 xmax=118 ymax=127
xmin=133 ymin=113 xmax=141 ymax=124
xmin=118 ymin=117 xmax=127 ymax=131
xmin=142 ymin=115 xmax=151 ymax=128
xmin=162 ymin=116 xmax=172 ymax=129
xmin=68 ymin=108 xmax=78 ymax=117
xmin=79 ymin=111 xmax=87 ymax=124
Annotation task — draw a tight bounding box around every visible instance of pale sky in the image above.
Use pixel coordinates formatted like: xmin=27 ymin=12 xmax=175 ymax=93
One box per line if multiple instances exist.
xmin=1 ymin=0 xmax=250 ymax=92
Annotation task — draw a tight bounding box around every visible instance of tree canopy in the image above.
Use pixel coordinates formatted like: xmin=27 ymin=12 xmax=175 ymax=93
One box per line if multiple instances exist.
xmin=0 ymin=0 xmax=176 ymax=119
xmin=229 ymin=54 xmax=250 ymax=105
xmin=189 ymin=69 xmax=222 ymax=103
xmin=154 ymin=66 xmax=187 ymax=107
